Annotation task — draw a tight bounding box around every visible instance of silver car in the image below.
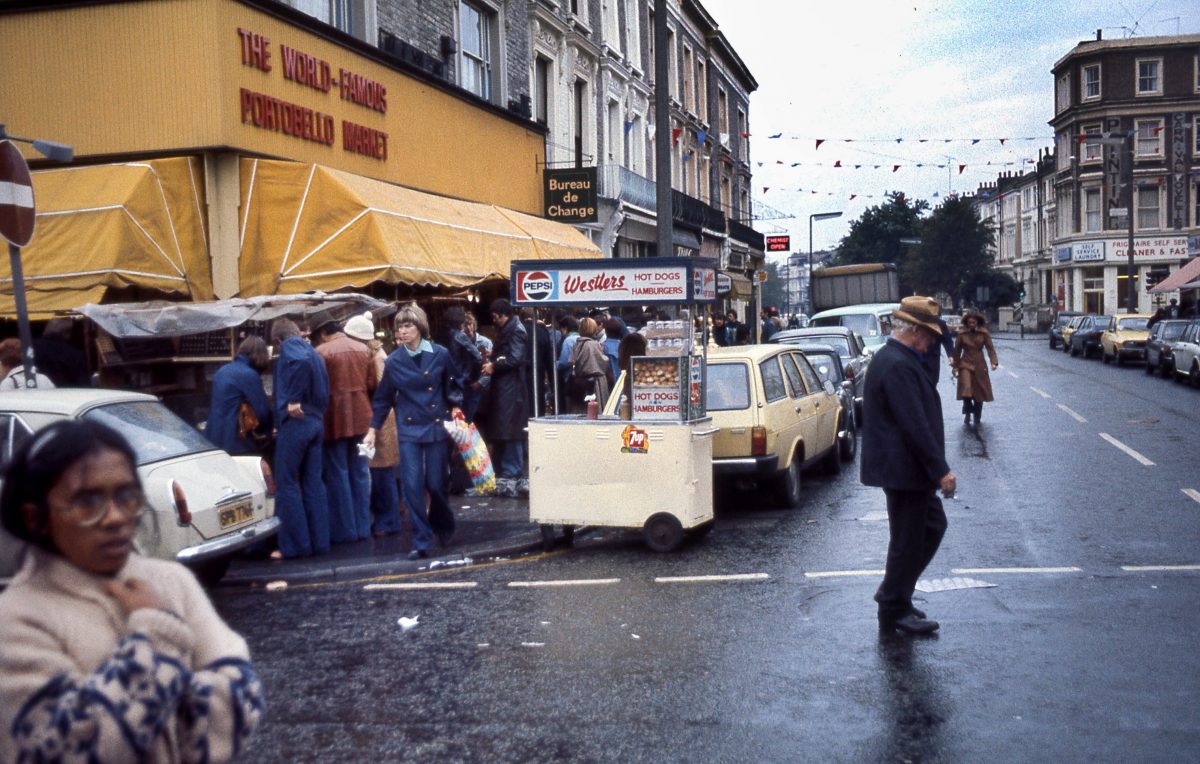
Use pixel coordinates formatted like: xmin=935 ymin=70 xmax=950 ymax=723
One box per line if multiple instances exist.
xmin=0 ymin=389 xmax=278 ymax=585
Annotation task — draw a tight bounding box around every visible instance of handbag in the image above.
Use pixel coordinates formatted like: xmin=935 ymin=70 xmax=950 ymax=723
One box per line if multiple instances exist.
xmin=236 ymin=401 xmax=270 ymax=448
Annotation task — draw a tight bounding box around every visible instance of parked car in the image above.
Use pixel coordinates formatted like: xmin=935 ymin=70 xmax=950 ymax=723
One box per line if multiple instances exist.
xmin=1100 ymin=314 xmax=1152 ymax=366
xmin=808 ymin=303 xmax=900 ymax=352
xmin=1069 ymin=315 xmax=1110 ymax=358
xmin=795 ymin=345 xmax=858 ymax=462
xmin=1170 ymin=319 xmax=1200 ymax=387
xmin=1145 ymin=319 xmax=1190 ymax=378
xmin=706 ymin=345 xmax=842 ymax=507
xmin=0 ymin=389 xmax=278 ymax=585
xmin=769 ymin=326 xmax=869 ymax=421
xmin=1049 ymin=311 xmax=1082 ymax=349
xmin=1060 ymin=314 xmax=1090 ymax=353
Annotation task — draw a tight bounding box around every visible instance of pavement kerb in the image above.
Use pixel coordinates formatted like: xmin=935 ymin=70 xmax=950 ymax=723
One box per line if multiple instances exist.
xmin=217 ymin=527 xmax=597 ymax=588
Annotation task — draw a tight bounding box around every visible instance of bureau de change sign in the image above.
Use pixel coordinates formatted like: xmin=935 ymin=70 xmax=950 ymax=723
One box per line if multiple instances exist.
xmin=543 ymin=167 xmax=597 ymax=223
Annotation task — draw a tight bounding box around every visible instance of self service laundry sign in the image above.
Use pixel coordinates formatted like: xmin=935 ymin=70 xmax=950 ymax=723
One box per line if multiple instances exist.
xmin=511 ymin=257 xmax=718 ymax=306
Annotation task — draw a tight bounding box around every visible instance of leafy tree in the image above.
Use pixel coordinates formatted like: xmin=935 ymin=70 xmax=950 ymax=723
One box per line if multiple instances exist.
xmin=832 ymin=192 xmax=929 ymax=293
xmin=904 ymin=196 xmax=995 ymax=310
xmin=761 ymin=258 xmax=785 ymax=313
xmin=960 ymin=269 xmax=1021 ymax=309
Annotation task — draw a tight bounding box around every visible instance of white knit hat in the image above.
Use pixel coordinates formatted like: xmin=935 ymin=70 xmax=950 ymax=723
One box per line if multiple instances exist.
xmin=344 ymin=312 xmax=376 ymax=341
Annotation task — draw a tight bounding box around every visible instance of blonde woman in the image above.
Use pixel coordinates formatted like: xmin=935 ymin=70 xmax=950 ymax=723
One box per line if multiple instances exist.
xmin=345 ymin=313 xmax=403 ymax=537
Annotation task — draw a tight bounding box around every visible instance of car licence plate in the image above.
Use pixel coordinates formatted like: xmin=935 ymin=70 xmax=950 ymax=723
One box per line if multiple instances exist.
xmin=218 ymin=499 xmax=254 ymax=530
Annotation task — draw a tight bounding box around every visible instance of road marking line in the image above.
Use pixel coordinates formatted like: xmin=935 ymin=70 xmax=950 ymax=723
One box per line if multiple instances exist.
xmin=507 ymin=578 xmax=621 ymax=588
xmin=1121 ymin=565 xmax=1200 ymax=572
xmin=1057 ymin=404 xmax=1087 ymax=422
xmin=655 ymin=573 xmax=770 ymax=584
xmin=364 ymin=582 xmax=478 ymax=590
xmin=1030 ymin=386 xmax=1052 ymax=399
xmin=1182 ymin=488 xmax=1200 ymax=505
xmin=805 ymin=569 xmax=885 ymax=578
xmin=1007 ymin=370 xmax=1019 ymax=379
xmin=1099 ymin=433 xmax=1155 ymax=466
xmin=952 ymin=567 xmax=1082 ymax=574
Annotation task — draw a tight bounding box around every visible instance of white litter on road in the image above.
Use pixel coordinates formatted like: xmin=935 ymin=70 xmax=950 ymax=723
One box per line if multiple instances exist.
xmin=916 ymin=577 xmax=997 ymax=593
xmin=397 ymin=616 xmax=420 ymax=632
xmin=631 ymin=634 xmax=641 ymax=640
xmin=428 ymin=558 xmax=474 ymax=570
xmin=265 ymin=580 xmax=288 ymax=592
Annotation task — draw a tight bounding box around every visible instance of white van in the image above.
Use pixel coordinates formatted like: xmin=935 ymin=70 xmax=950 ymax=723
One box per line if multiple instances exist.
xmin=808 ymin=303 xmax=900 ymax=351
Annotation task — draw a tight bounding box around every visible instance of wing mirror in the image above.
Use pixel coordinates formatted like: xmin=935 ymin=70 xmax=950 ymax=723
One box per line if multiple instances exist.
xmin=823 ymin=380 xmax=836 ymax=396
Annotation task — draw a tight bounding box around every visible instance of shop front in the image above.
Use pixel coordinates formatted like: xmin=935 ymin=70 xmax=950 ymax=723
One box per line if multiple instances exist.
xmin=1048 ymin=235 xmax=1192 ymax=314
xmin=0 ymin=0 xmax=600 ymax=317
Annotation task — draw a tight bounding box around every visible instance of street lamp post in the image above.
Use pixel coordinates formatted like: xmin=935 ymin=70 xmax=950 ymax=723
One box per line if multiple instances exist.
xmin=1099 ymin=131 xmax=1137 ymax=314
xmin=808 ymin=211 xmax=843 ymax=318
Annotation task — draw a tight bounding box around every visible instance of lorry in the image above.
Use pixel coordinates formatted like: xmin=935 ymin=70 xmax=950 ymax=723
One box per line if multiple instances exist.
xmin=810 ymin=263 xmax=900 ymax=313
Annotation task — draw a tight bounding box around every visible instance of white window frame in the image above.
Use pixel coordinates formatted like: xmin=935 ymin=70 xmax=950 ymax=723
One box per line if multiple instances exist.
xmin=607 ymin=99 xmax=623 ymax=164
xmin=1083 ymin=188 xmax=1101 ymax=233
xmin=1055 ymin=73 xmax=1071 ymax=113
xmin=717 ymin=86 xmax=728 ymax=136
xmin=1194 ymin=115 xmax=1200 ymax=157
xmin=1135 ymin=185 xmax=1162 ymax=231
xmin=666 ymin=28 xmax=677 ymax=103
xmin=601 ymin=0 xmax=620 ymax=53
xmin=625 ymin=0 xmax=641 ymax=68
xmin=696 ymin=58 xmax=707 ymax=123
xmin=682 ymin=44 xmax=694 ymax=114
xmin=1134 ymin=118 xmax=1164 ymax=158
xmin=458 ymin=1 xmax=498 ymax=103
xmin=1135 ymin=57 xmax=1162 ymax=96
xmin=569 ymin=0 xmax=589 ymax=27
xmin=1195 ymin=54 xmax=1200 ymax=93
xmin=1082 ymin=123 xmax=1103 ymax=163
xmin=1082 ymin=63 xmax=1101 ymax=101
xmin=736 ymin=108 xmax=746 ymax=160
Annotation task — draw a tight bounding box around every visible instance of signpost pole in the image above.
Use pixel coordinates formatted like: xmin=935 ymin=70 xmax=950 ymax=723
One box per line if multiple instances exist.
xmin=7 ymin=241 xmax=37 ymax=387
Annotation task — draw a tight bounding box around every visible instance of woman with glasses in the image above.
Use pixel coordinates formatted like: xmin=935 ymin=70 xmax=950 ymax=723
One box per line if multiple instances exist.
xmin=0 ymin=420 xmax=264 ymax=762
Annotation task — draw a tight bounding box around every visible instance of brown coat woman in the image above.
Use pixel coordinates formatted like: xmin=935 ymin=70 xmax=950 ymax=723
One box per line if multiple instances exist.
xmin=951 ymin=311 xmax=999 ymax=425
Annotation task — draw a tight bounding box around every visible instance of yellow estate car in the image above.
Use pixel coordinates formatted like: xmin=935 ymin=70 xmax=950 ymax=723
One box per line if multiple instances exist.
xmin=705 ymin=345 xmax=843 ymax=507
xmin=1100 ymin=314 xmax=1152 ymax=366
xmin=1059 ymin=314 xmax=1089 ymax=353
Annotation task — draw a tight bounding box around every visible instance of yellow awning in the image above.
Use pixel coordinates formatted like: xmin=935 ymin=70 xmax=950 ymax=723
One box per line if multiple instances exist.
xmin=0 ymin=157 xmax=213 ymax=318
xmin=238 ymin=158 xmax=601 ymax=296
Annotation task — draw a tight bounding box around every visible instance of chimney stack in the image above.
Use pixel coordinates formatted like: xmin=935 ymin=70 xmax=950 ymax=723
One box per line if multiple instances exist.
xmin=1096 ymin=29 xmax=1102 ymax=41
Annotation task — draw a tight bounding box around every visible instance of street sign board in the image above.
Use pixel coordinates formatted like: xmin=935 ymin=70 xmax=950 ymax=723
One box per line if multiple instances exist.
xmin=716 ymin=273 xmax=732 ymax=294
xmin=0 ymin=141 xmax=36 ymax=247
xmin=765 ymin=235 xmax=790 ymax=252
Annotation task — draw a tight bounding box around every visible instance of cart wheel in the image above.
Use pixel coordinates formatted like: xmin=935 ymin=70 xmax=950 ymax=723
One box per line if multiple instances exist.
xmin=561 ymin=525 xmax=575 ymax=548
xmin=643 ymin=513 xmax=684 ymax=552
xmin=539 ymin=524 xmax=557 ymax=552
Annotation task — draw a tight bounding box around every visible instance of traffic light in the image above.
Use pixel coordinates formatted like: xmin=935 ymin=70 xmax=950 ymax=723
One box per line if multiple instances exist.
xmin=1018 ymin=288 xmax=1026 ymax=300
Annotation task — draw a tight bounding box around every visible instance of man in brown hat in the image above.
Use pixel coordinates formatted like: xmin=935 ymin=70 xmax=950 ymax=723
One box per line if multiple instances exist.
xmin=860 ymin=295 xmax=957 ymax=636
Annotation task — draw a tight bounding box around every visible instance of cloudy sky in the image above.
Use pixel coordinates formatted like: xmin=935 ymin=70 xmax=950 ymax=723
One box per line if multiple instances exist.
xmin=698 ymin=0 xmax=1199 ymax=253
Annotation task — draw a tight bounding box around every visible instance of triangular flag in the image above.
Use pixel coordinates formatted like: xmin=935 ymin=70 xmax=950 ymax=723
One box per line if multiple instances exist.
xmin=834 ymin=160 xmax=842 ymax=167
xmin=895 ymin=138 xmax=903 ymax=143
xmin=1153 ymin=126 xmax=1163 ymax=135
xmin=769 ymin=133 xmax=782 ymax=139
xmin=999 ymin=138 xmax=1007 ymax=145
xmin=815 ymin=139 xmax=825 ymax=149
xmin=919 ymin=139 xmax=928 ymax=143
xmin=971 ymin=139 xmax=980 ymax=145
xmin=932 ymin=192 xmax=940 ymax=197
xmin=849 ymin=194 xmax=858 ymax=200
xmin=958 ymin=164 xmax=966 ymax=174
xmin=697 ymin=129 xmax=707 ymax=143
xmin=763 ymin=186 xmax=770 ymax=193
xmin=671 ymin=127 xmax=682 ymax=145
xmin=624 ymin=120 xmax=634 ymax=134
xmin=756 ymin=162 xmax=763 ymax=167
xmin=892 ymin=165 xmax=901 ymax=172
xmin=776 ymin=160 xmax=784 ymax=164
xmin=791 ymin=163 xmax=800 ymax=167
xmin=854 ymin=164 xmax=862 ymax=169
xmin=740 ymin=131 xmax=751 ymax=138
xmin=683 ymin=151 xmax=693 ymax=162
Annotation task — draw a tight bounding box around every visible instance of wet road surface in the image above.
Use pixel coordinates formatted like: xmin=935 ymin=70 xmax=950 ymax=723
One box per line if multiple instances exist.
xmin=214 ymin=338 xmax=1200 ymax=762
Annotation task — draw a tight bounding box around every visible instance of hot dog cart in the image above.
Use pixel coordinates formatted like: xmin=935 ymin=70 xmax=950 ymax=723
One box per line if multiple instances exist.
xmin=511 ymin=257 xmax=719 ymax=552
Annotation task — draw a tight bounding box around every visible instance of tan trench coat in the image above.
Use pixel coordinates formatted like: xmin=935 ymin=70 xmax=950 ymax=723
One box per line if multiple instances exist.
xmin=952 ymin=328 xmax=999 ymax=402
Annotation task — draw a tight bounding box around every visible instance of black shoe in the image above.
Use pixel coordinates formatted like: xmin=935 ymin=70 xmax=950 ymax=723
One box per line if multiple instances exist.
xmin=964 ymin=414 xmax=971 ymax=425
xmin=407 ymin=549 xmax=428 ymax=561
xmin=880 ymin=613 xmax=939 ymax=635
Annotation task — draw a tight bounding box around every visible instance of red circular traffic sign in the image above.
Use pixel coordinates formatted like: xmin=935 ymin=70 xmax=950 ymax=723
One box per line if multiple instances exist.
xmin=0 ymin=140 xmax=36 ymax=247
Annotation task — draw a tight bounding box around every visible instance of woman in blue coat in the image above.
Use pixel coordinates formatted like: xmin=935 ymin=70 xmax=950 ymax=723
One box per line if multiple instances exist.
xmin=363 ymin=304 xmax=464 ymax=560
xmin=206 ymin=336 xmax=272 ymax=454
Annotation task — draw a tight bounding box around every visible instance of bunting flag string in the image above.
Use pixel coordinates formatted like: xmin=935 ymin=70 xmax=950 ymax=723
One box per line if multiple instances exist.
xmin=753 ymin=157 xmax=1041 ymax=172
xmin=764 ymin=134 xmax=1051 ymax=146
xmin=757 ymin=185 xmax=959 ymax=201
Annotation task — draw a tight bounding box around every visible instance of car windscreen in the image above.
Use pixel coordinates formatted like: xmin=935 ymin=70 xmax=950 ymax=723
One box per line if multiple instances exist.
xmin=83 ymin=401 xmax=217 ymax=466
xmin=1160 ymin=323 xmax=1187 ymax=341
xmin=804 ymin=354 xmax=841 ymax=385
xmin=705 ymin=363 xmax=751 ymax=411
xmin=820 ymin=313 xmax=879 ymax=337
xmin=794 ymin=337 xmax=851 ymax=357
xmin=1117 ymin=317 xmax=1149 ymax=331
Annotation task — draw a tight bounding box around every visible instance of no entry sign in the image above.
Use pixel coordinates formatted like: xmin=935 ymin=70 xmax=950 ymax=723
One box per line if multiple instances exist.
xmin=0 ymin=140 xmax=36 ymax=247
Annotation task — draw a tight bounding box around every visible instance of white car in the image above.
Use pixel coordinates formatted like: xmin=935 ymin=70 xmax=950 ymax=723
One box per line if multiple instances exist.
xmin=0 ymin=389 xmax=278 ymax=585
xmin=1171 ymin=320 xmax=1200 ymax=387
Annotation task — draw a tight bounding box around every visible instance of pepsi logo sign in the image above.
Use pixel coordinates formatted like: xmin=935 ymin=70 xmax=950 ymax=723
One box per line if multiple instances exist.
xmin=519 ymin=271 xmax=555 ymax=301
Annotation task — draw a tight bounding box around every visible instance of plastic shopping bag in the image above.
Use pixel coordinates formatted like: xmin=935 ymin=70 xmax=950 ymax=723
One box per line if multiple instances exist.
xmin=443 ymin=415 xmax=496 ymax=495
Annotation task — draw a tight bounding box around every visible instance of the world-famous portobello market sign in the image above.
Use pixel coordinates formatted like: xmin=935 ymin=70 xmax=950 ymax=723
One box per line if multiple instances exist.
xmin=510 ymin=258 xmax=719 ymax=307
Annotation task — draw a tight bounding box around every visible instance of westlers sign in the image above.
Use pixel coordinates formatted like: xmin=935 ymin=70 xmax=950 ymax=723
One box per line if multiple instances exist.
xmin=543 ymin=168 xmax=597 ymax=223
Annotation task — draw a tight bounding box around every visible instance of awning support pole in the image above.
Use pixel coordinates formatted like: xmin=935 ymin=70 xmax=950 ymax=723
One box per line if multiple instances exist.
xmin=8 ymin=242 xmax=38 ymax=388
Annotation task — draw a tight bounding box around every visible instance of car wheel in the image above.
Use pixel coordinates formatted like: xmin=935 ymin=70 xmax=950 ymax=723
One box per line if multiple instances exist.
xmin=1160 ymin=360 xmax=1172 ymax=379
xmin=190 ymin=556 xmax=231 ymax=587
xmin=1049 ymin=338 xmax=1057 ymax=349
xmin=771 ymin=452 xmax=803 ymax=508
xmin=643 ymin=512 xmax=684 ymax=552
xmin=1069 ymin=343 xmax=1079 ymax=357
xmin=821 ymin=438 xmax=841 ymax=475
xmin=839 ymin=418 xmax=858 ymax=462
xmin=1173 ymin=366 xmax=1185 ymax=384
xmin=1144 ymin=357 xmax=1155 ymax=375
xmin=1115 ymin=352 xmax=1124 ymax=367
xmin=1101 ymin=349 xmax=1110 ymax=364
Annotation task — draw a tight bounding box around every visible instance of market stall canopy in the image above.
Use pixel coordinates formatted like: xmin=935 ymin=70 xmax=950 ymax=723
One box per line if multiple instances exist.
xmin=76 ymin=293 xmax=389 ymax=339
xmin=1149 ymin=257 xmax=1200 ymax=293
xmin=0 ymin=158 xmax=213 ymax=318
xmin=238 ymin=159 xmax=602 ymax=296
